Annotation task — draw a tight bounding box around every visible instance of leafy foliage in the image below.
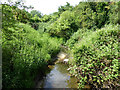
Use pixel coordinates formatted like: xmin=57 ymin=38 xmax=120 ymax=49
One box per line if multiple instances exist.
xmin=73 ymin=2 xmax=110 ymax=29
xmin=48 ymin=11 xmax=77 ymax=40
xmin=58 ymin=2 xmax=73 ymax=14
xmin=2 ymin=23 xmax=61 ymax=88
xmin=29 ymin=14 xmax=41 ymax=30
xmin=68 ymin=25 xmax=120 ymax=88
xmin=65 ymin=28 xmax=91 ymax=49
xmin=108 ymin=2 xmax=120 ymax=24
xmin=2 ymin=3 xmax=61 ymax=87
xmin=2 ymin=1 xmax=120 ymax=88
xmin=30 ymin=10 xmax=42 ymax=18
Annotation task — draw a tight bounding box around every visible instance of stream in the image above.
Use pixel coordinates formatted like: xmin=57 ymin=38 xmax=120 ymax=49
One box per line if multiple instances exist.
xmin=35 ymin=62 xmax=78 ymax=88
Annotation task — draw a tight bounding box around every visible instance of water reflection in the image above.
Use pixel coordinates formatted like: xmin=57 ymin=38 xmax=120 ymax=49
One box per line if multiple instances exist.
xmin=56 ymin=63 xmax=69 ymax=74
xmin=36 ymin=63 xmax=78 ymax=88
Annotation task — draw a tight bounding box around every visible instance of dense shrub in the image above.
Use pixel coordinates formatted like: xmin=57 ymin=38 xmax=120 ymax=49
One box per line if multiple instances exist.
xmin=48 ymin=11 xmax=77 ymax=40
xmin=68 ymin=24 xmax=120 ymax=88
xmin=108 ymin=2 xmax=120 ymax=24
xmin=73 ymin=2 xmax=96 ymax=29
xmin=65 ymin=28 xmax=92 ymax=49
xmin=73 ymin=2 xmax=111 ymax=29
xmin=2 ymin=23 xmax=61 ymax=88
xmin=38 ymin=22 xmax=51 ymax=33
xmin=2 ymin=1 xmax=120 ymax=89
xmin=29 ymin=15 xmax=41 ymax=30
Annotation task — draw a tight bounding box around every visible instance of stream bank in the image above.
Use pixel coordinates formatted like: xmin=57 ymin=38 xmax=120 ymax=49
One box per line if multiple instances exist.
xmin=34 ymin=46 xmax=91 ymax=88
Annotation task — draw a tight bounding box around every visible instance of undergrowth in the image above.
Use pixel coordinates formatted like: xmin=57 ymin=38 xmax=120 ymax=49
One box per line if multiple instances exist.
xmin=2 ymin=23 xmax=62 ymax=88
xmin=67 ymin=24 xmax=120 ymax=88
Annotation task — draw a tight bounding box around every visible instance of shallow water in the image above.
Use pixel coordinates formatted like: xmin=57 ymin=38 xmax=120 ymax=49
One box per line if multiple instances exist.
xmin=35 ymin=63 xmax=78 ymax=88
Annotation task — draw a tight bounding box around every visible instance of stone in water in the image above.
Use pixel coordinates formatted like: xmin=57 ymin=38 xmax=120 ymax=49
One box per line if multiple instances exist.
xmin=64 ymin=59 xmax=69 ymax=62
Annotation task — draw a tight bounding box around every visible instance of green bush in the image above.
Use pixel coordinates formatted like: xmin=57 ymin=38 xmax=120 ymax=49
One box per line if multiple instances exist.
xmin=65 ymin=28 xmax=92 ymax=49
xmin=108 ymin=2 xmax=120 ymax=25
xmin=48 ymin=11 xmax=77 ymax=40
xmin=37 ymin=22 xmax=51 ymax=33
xmin=2 ymin=1 xmax=120 ymax=89
xmin=69 ymin=24 xmax=120 ymax=88
xmin=73 ymin=2 xmax=96 ymax=29
xmin=2 ymin=23 xmax=61 ymax=88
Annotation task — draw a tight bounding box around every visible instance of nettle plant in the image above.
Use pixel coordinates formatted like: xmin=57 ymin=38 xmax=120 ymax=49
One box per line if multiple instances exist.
xmin=69 ymin=25 xmax=120 ymax=88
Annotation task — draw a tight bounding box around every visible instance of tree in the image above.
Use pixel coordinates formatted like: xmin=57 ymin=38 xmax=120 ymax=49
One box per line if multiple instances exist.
xmin=58 ymin=2 xmax=73 ymax=14
xmin=29 ymin=14 xmax=41 ymax=30
xmin=74 ymin=2 xmax=96 ymax=29
xmin=48 ymin=11 xmax=77 ymax=40
xmin=73 ymin=2 xmax=110 ymax=29
xmin=30 ymin=10 xmax=42 ymax=18
xmin=108 ymin=1 xmax=120 ymax=24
